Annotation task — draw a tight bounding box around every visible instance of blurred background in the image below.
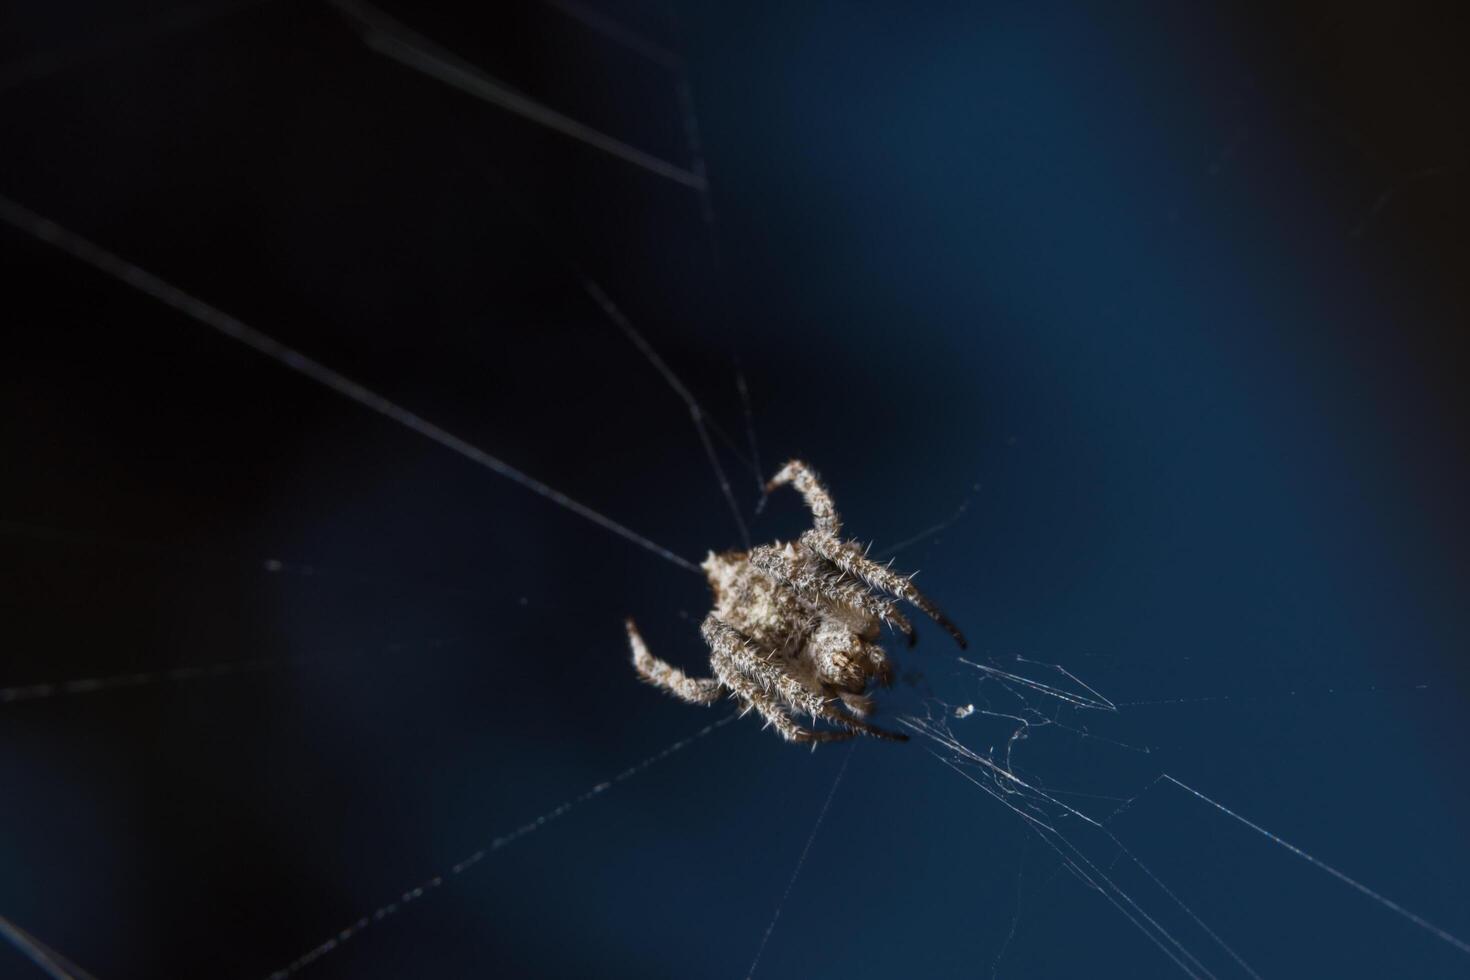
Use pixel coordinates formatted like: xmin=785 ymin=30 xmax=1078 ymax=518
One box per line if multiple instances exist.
xmin=2 ymin=1 xmax=1468 ymax=977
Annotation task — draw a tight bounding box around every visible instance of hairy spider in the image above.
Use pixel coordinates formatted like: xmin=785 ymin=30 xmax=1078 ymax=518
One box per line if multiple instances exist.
xmin=627 ymin=459 xmax=966 ymax=744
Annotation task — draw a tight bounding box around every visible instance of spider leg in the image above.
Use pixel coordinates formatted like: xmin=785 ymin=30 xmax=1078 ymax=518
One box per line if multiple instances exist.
xmin=766 ymin=459 xmax=841 ymax=537
xmin=837 ymin=690 xmax=876 ymax=717
xmin=702 ymin=614 xmax=856 ymax=744
xmin=857 ymin=639 xmax=895 ymax=688
xmin=801 ymin=530 xmax=967 ymax=649
xmin=711 ymin=650 xmax=848 ymax=744
xmin=702 ymin=615 xmax=825 ymax=716
xmin=813 ymin=698 xmax=908 ymax=742
xmin=749 ymin=544 xmax=916 ymax=645
xmin=627 ymin=618 xmax=722 ymax=706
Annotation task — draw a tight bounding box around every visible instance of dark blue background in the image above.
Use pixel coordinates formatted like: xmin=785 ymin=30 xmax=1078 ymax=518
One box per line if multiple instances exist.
xmin=2 ymin=2 xmax=1467 ymax=977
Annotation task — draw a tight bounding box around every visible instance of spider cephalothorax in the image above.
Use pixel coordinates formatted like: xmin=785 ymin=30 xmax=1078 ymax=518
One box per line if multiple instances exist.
xmin=627 ymin=460 xmax=966 ymax=744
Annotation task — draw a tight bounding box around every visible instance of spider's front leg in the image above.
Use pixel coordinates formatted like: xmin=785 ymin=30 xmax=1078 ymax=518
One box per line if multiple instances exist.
xmin=627 ymin=619 xmax=722 ymax=706
xmin=749 ymin=544 xmax=916 ymax=646
xmin=766 ymin=459 xmax=841 ymax=537
xmin=813 ymin=698 xmax=908 ymax=742
xmin=801 ymin=530 xmax=967 ymax=649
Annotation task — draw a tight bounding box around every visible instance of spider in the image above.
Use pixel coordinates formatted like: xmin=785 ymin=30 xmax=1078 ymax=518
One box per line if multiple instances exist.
xmin=627 ymin=459 xmax=966 ymax=744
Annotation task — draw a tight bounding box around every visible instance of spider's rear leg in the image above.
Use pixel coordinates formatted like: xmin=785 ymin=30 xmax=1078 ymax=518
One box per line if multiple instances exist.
xmin=797 ymin=728 xmax=858 ymax=745
xmin=802 ymin=531 xmax=967 ymax=649
xmin=627 ymin=619 xmax=722 ymax=706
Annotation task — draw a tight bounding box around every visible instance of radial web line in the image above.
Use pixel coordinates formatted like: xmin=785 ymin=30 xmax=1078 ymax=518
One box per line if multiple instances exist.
xmin=1097 ymin=823 xmax=1263 ymax=980
xmin=1056 ymin=779 xmax=1262 ymax=979
xmin=1163 ymin=775 xmax=1470 ymax=956
xmin=928 ymin=751 xmax=1213 ymax=980
xmin=746 ymin=743 xmax=855 ymax=980
xmin=0 ymin=915 xmax=99 ymax=980
xmin=1113 ymin=679 xmax=1433 ymax=708
xmin=0 ymin=194 xmax=701 ymax=575
xmin=468 ymin=159 xmax=759 ymax=531
xmin=264 ymin=712 xmax=739 ymax=978
xmin=665 ymin=16 xmax=770 ymax=511
xmin=3 ymin=657 xmax=275 ymax=705
xmin=459 ymin=165 xmax=759 ymax=541
xmin=911 ymin=693 xmax=1258 ymax=975
xmin=958 ymin=657 xmax=1117 ymax=712
xmin=875 ymin=490 xmax=975 ymax=560
xmin=511 ymin=0 xmax=764 ymax=518
xmin=325 ymin=0 xmax=705 ymax=189
xmin=911 ymin=679 xmax=1263 ymax=978
xmin=904 ymin=714 xmax=1252 ymax=979
xmin=580 ymin=279 xmax=751 ymax=548
xmin=1 ymin=637 xmax=458 ymax=707
xmin=734 ymin=366 xmax=768 ymax=509
xmin=535 ymin=0 xmax=681 ymax=69
xmin=322 ymin=0 xmax=758 ymax=546
xmin=662 ymin=4 xmax=722 ymax=267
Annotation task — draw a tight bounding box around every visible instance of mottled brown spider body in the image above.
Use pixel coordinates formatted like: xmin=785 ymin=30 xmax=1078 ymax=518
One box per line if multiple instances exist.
xmin=628 ymin=460 xmax=966 ymax=744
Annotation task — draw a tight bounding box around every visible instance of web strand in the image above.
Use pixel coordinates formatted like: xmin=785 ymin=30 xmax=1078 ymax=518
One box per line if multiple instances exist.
xmin=874 ymin=488 xmax=975 ymax=561
xmin=734 ymin=367 xmax=768 ymax=510
xmin=319 ymin=0 xmax=759 ymax=549
xmin=1 ymin=638 xmax=457 ymax=707
xmin=580 ymin=279 xmax=752 ymax=548
xmin=326 ymin=0 xmax=705 ymax=189
xmin=903 ymin=698 xmax=1262 ymax=979
xmin=666 ymin=15 xmax=771 ymax=513
xmin=536 ymin=0 xmax=681 ymax=69
xmin=959 ymin=656 xmax=1118 ymax=712
xmin=0 ymin=916 xmax=99 ymax=980
xmin=457 ymin=161 xmax=762 ymax=544
xmin=927 ymin=749 xmax=1215 ymax=980
xmin=473 ymin=162 xmax=762 ymax=528
xmin=264 ymin=712 xmax=738 ymax=978
xmin=3 ymin=657 xmax=276 ymax=706
xmin=745 ymin=743 xmax=854 ymax=979
xmin=1163 ymin=775 xmax=1470 ymax=957
xmin=905 ymin=645 xmax=1468 ymax=978
xmin=0 ymin=195 xmax=701 ymax=575
xmin=907 ymin=709 xmax=1220 ymax=978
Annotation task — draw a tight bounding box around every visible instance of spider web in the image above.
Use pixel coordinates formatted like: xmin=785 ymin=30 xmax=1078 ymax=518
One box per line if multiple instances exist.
xmin=3 ymin=2 xmax=1469 ymax=979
